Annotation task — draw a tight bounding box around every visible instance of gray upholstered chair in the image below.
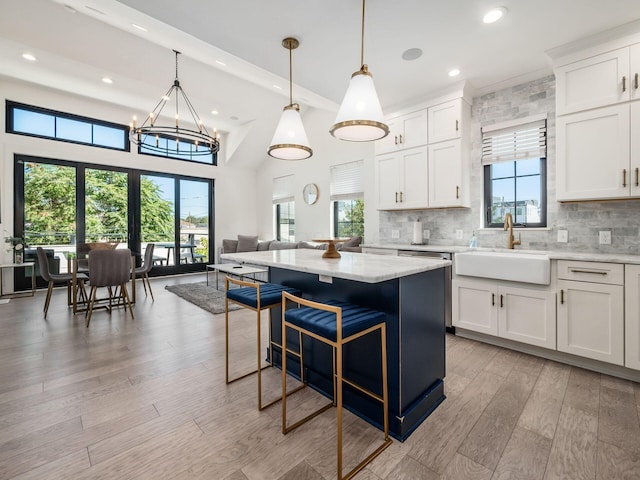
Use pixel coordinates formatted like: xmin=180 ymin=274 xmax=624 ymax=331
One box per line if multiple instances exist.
xmin=86 ymin=248 xmax=134 ymax=327
xmin=134 ymin=243 xmax=155 ymax=301
xmin=36 ymin=246 xmax=87 ymax=317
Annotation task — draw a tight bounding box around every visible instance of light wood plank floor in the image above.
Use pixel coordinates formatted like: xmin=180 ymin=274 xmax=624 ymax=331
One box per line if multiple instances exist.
xmin=1 ymin=273 xmax=640 ymax=479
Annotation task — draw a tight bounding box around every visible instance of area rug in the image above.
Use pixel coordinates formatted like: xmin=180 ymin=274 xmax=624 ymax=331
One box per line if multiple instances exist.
xmin=164 ymin=281 xmax=241 ymax=315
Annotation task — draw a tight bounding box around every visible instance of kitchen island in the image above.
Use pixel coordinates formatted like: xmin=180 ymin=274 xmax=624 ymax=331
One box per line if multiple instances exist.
xmin=220 ymin=249 xmax=451 ymax=440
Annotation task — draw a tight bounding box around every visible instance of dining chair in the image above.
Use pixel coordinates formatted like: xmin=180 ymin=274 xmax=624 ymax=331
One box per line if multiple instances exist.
xmin=86 ymin=248 xmax=135 ymax=327
xmin=134 ymin=243 xmax=155 ymax=301
xmin=36 ymin=246 xmax=87 ymax=317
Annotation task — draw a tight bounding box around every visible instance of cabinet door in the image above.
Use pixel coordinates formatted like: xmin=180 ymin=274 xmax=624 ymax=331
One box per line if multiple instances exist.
xmin=399 ymin=147 xmax=429 ymax=209
xmin=631 ymin=101 xmax=640 ymax=196
xmin=557 ymin=279 xmax=624 ymax=365
xmin=556 ymin=104 xmax=630 ymax=201
xmin=400 ymin=110 xmax=428 ymax=150
xmin=625 ymin=265 xmax=640 ymax=370
xmin=428 ymin=99 xmax=461 ymax=143
xmin=452 ymin=278 xmax=498 ymax=335
xmin=556 ymin=48 xmax=630 ymax=115
xmin=630 ymin=44 xmax=640 ymax=101
xmin=375 ymin=117 xmax=400 ymax=155
xmin=498 ymin=286 xmax=556 ymax=350
xmin=376 ymin=153 xmax=401 ymax=210
xmin=428 ymin=139 xmax=466 ymax=207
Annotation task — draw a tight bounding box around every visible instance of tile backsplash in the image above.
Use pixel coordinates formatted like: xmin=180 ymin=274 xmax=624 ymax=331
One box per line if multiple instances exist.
xmin=379 ymin=75 xmax=640 ymax=254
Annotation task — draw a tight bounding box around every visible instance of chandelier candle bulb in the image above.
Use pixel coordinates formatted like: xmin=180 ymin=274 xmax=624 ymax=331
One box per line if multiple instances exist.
xmin=132 ymin=116 xmax=137 ymax=129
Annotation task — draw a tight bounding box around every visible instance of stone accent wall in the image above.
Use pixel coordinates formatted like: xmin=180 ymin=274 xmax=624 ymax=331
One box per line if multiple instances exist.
xmin=379 ymin=75 xmax=640 ymax=254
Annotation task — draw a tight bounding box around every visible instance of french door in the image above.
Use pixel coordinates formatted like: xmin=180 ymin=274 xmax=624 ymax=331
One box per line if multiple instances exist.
xmin=13 ymin=155 xmax=214 ymax=290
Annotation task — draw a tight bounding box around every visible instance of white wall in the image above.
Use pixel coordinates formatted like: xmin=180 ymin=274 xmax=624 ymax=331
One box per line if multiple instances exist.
xmin=0 ymin=78 xmax=257 ymax=266
xmin=255 ymin=107 xmax=377 ymax=242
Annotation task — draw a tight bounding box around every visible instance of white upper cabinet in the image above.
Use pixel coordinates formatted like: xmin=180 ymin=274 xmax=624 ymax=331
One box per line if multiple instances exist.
xmin=376 ymin=146 xmax=429 ymax=210
xmin=375 ymin=109 xmax=428 ymax=155
xmin=428 ymin=139 xmax=468 ymax=208
xmin=556 ymin=104 xmax=631 ymax=200
xmin=556 ymin=48 xmax=630 ymax=115
xmin=428 ymin=99 xmax=465 ymax=144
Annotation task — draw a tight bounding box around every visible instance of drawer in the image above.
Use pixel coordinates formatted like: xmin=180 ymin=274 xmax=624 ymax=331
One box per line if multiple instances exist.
xmin=557 ymin=260 xmax=623 ymax=285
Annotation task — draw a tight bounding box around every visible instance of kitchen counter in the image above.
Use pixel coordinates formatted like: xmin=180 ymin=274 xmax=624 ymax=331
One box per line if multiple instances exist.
xmin=362 ymin=243 xmax=640 ymax=264
xmin=221 ymin=247 xmax=449 ymax=441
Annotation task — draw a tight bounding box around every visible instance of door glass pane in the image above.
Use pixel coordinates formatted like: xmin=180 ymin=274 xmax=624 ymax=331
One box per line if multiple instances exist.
xmin=141 ymin=175 xmax=176 ymax=266
xmin=23 ymin=162 xmax=76 ymax=275
xmin=84 ymin=168 xmax=129 ymax=246
xmin=180 ymin=179 xmax=209 ymax=264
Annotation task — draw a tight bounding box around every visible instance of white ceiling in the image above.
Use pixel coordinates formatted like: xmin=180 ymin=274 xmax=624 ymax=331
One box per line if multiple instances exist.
xmin=2 ymin=0 xmax=640 ymax=168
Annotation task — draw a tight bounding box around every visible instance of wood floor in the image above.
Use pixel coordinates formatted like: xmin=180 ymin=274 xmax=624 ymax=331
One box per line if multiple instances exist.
xmin=1 ymin=273 xmax=640 ymax=479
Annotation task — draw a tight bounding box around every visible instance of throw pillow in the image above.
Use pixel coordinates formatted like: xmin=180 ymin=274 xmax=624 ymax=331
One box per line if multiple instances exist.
xmin=257 ymin=240 xmax=273 ymax=251
xmin=222 ymin=239 xmax=238 ymax=253
xmin=342 ymin=236 xmax=362 ymax=247
xmin=236 ymin=235 xmax=259 ymax=252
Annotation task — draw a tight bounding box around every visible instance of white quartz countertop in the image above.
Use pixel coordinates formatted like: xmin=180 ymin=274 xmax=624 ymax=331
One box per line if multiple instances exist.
xmin=220 ymin=249 xmax=451 ymax=283
xmin=362 ymin=243 xmax=640 ymax=265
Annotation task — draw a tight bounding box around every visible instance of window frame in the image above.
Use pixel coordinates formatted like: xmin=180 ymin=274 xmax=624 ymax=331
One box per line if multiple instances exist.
xmin=6 ymin=100 xmax=130 ymax=151
xmin=483 ymin=157 xmax=547 ymax=228
xmin=333 ymin=198 xmax=365 ymax=239
xmin=275 ymin=201 xmax=295 ymax=242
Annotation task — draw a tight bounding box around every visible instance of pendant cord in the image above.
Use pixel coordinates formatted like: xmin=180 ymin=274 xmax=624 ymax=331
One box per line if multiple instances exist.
xmin=360 ymin=0 xmax=365 ymax=67
xmin=289 ymin=44 xmax=293 ymax=106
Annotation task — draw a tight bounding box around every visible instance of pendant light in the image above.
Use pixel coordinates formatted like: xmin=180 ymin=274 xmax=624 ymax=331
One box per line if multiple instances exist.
xmin=330 ymin=0 xmax=388 ymax=142
xmin=268 ymin=37 xmax=313 ymax=160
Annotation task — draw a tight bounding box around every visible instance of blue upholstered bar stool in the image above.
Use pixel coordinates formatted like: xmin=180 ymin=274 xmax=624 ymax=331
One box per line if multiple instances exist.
xmin=225 ymin=276 xmax=302 ymax=410
xmin=281 ymin=292 xmax=392 ymax=480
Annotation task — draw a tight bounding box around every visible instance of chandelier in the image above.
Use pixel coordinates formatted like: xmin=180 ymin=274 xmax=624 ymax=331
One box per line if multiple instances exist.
xmin=330 ymin=0 xmax=388 ymax=142
xmin=130 ymin=50 xmax=220 ymax=156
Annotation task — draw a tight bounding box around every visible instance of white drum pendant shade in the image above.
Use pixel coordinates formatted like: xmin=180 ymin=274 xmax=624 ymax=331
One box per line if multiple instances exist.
xmin=330 ymin=70 xmax=388 ymax=142
xmin=268 ymin=105 xmax=312 ymax=160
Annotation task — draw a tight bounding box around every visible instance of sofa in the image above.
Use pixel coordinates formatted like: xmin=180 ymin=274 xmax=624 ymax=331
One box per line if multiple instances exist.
xmin=219 ymin=235 xmax=362 ymax=260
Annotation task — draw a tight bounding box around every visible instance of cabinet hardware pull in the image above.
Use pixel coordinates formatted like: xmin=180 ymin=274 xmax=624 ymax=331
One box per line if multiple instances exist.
xmin=455 ymin=119 xmax=459 ymax=131
xmin=399 ymin=134 xmax=404 ymax=144
xmin=623 ymin=76 xmax=627 ymax=92
xmin=491 ymin=293 xmax=495 ymax=306
xmin=623 ymin=169 xmax=627 ymax=187
xmin=560 ymin=289 xmax=564 ymax=304
xmin=636 ymin=167 xmax=639 ymax=187
xmin=394 ymin=135 xmax=398 ymax=145
xmin=569 ymin=268 xmax=608 ymax=275
xmin=400 ymin=191 xmax=403 ymax=202
xmin=500 ymin=294 xmax=504 ymax=308
xmin=395 ymin=192 xmax=398 ymax=203
xmin=456 ymin=186 xmax=459 ymax=199
xmin=636 ymin=73 xmax=639 ymax=90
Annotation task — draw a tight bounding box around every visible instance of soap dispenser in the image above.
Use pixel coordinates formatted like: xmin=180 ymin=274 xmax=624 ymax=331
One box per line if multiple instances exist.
xmin=469 ymin=230 xmax=478 ymax=248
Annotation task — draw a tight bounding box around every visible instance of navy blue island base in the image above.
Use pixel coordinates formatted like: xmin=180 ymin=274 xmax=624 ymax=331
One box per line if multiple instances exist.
xmin=268 ymin=265 xmax=446 ymax=441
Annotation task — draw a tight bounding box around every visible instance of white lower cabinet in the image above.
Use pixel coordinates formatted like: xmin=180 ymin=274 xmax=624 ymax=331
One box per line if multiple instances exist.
xmin=625 ymin=265 xmax=640 ymax=370
xmin=453 ymin=278 xmax=556 ymax=349
xmin=557 ymin=279 xmax=624 ymax=365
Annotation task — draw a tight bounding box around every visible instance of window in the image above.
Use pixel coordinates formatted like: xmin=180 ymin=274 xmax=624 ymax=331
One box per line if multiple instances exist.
xmin=273 ymin=175 xmax=295 ymax=242
xmin=6 ymin=100 xmax=129 ymax=151
xmin=138 ymin=133 xmax=217 ymax=165
xmin=330 ymin=160 xmax=364 ymax=238
xmin=482 ymin=116 xmax=547 ymax=228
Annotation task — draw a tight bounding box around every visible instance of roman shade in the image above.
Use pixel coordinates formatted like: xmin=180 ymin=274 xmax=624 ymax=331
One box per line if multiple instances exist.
xmin=481 ymin=114 xmax=547 ymax=165
xmin=329 ymin=160 xmax=364 ymax=201
xmin=272 ymin=174 xmax=295 ymax=204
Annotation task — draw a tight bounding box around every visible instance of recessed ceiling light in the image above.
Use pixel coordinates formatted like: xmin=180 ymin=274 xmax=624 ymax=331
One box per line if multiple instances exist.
xmin=211 ymin=110 xmax=219 ymax=115
xmin=402 ymin=48 xmax=423 ymax=61
xmin=273 ymin=85 xmax=282 ymax=90
xmin=102 ymin=77 xmax=113 ymax=84
xmin=215 ymin=60 xmax=226 ymax=67
xmin=448 ymin=68 xmax=460 ymax=77
xmin=132 ymin=23 xmax=148 ymax=32
xmin=483 ymin=7 xmax=507 ymax=24
xmin=22 ymin=53 xmax=36 ymax=62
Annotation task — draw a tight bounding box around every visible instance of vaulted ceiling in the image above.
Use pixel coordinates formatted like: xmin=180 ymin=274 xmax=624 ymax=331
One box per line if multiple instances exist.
xmin=2 ymin=0 xmax=640 ymax=168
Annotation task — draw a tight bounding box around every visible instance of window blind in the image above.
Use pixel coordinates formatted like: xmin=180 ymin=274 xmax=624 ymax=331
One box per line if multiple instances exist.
xmin=330 ymin=160 xmax=364 ymax=201
xmin=272 ymin=175 xmax=295 ymax=204
xmin=481 ymin=115 xmax=547 ymax=165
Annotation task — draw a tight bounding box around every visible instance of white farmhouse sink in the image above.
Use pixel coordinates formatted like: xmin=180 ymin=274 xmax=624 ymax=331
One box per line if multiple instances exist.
xmin=455 ymin=251 xmax=551 ymax=285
